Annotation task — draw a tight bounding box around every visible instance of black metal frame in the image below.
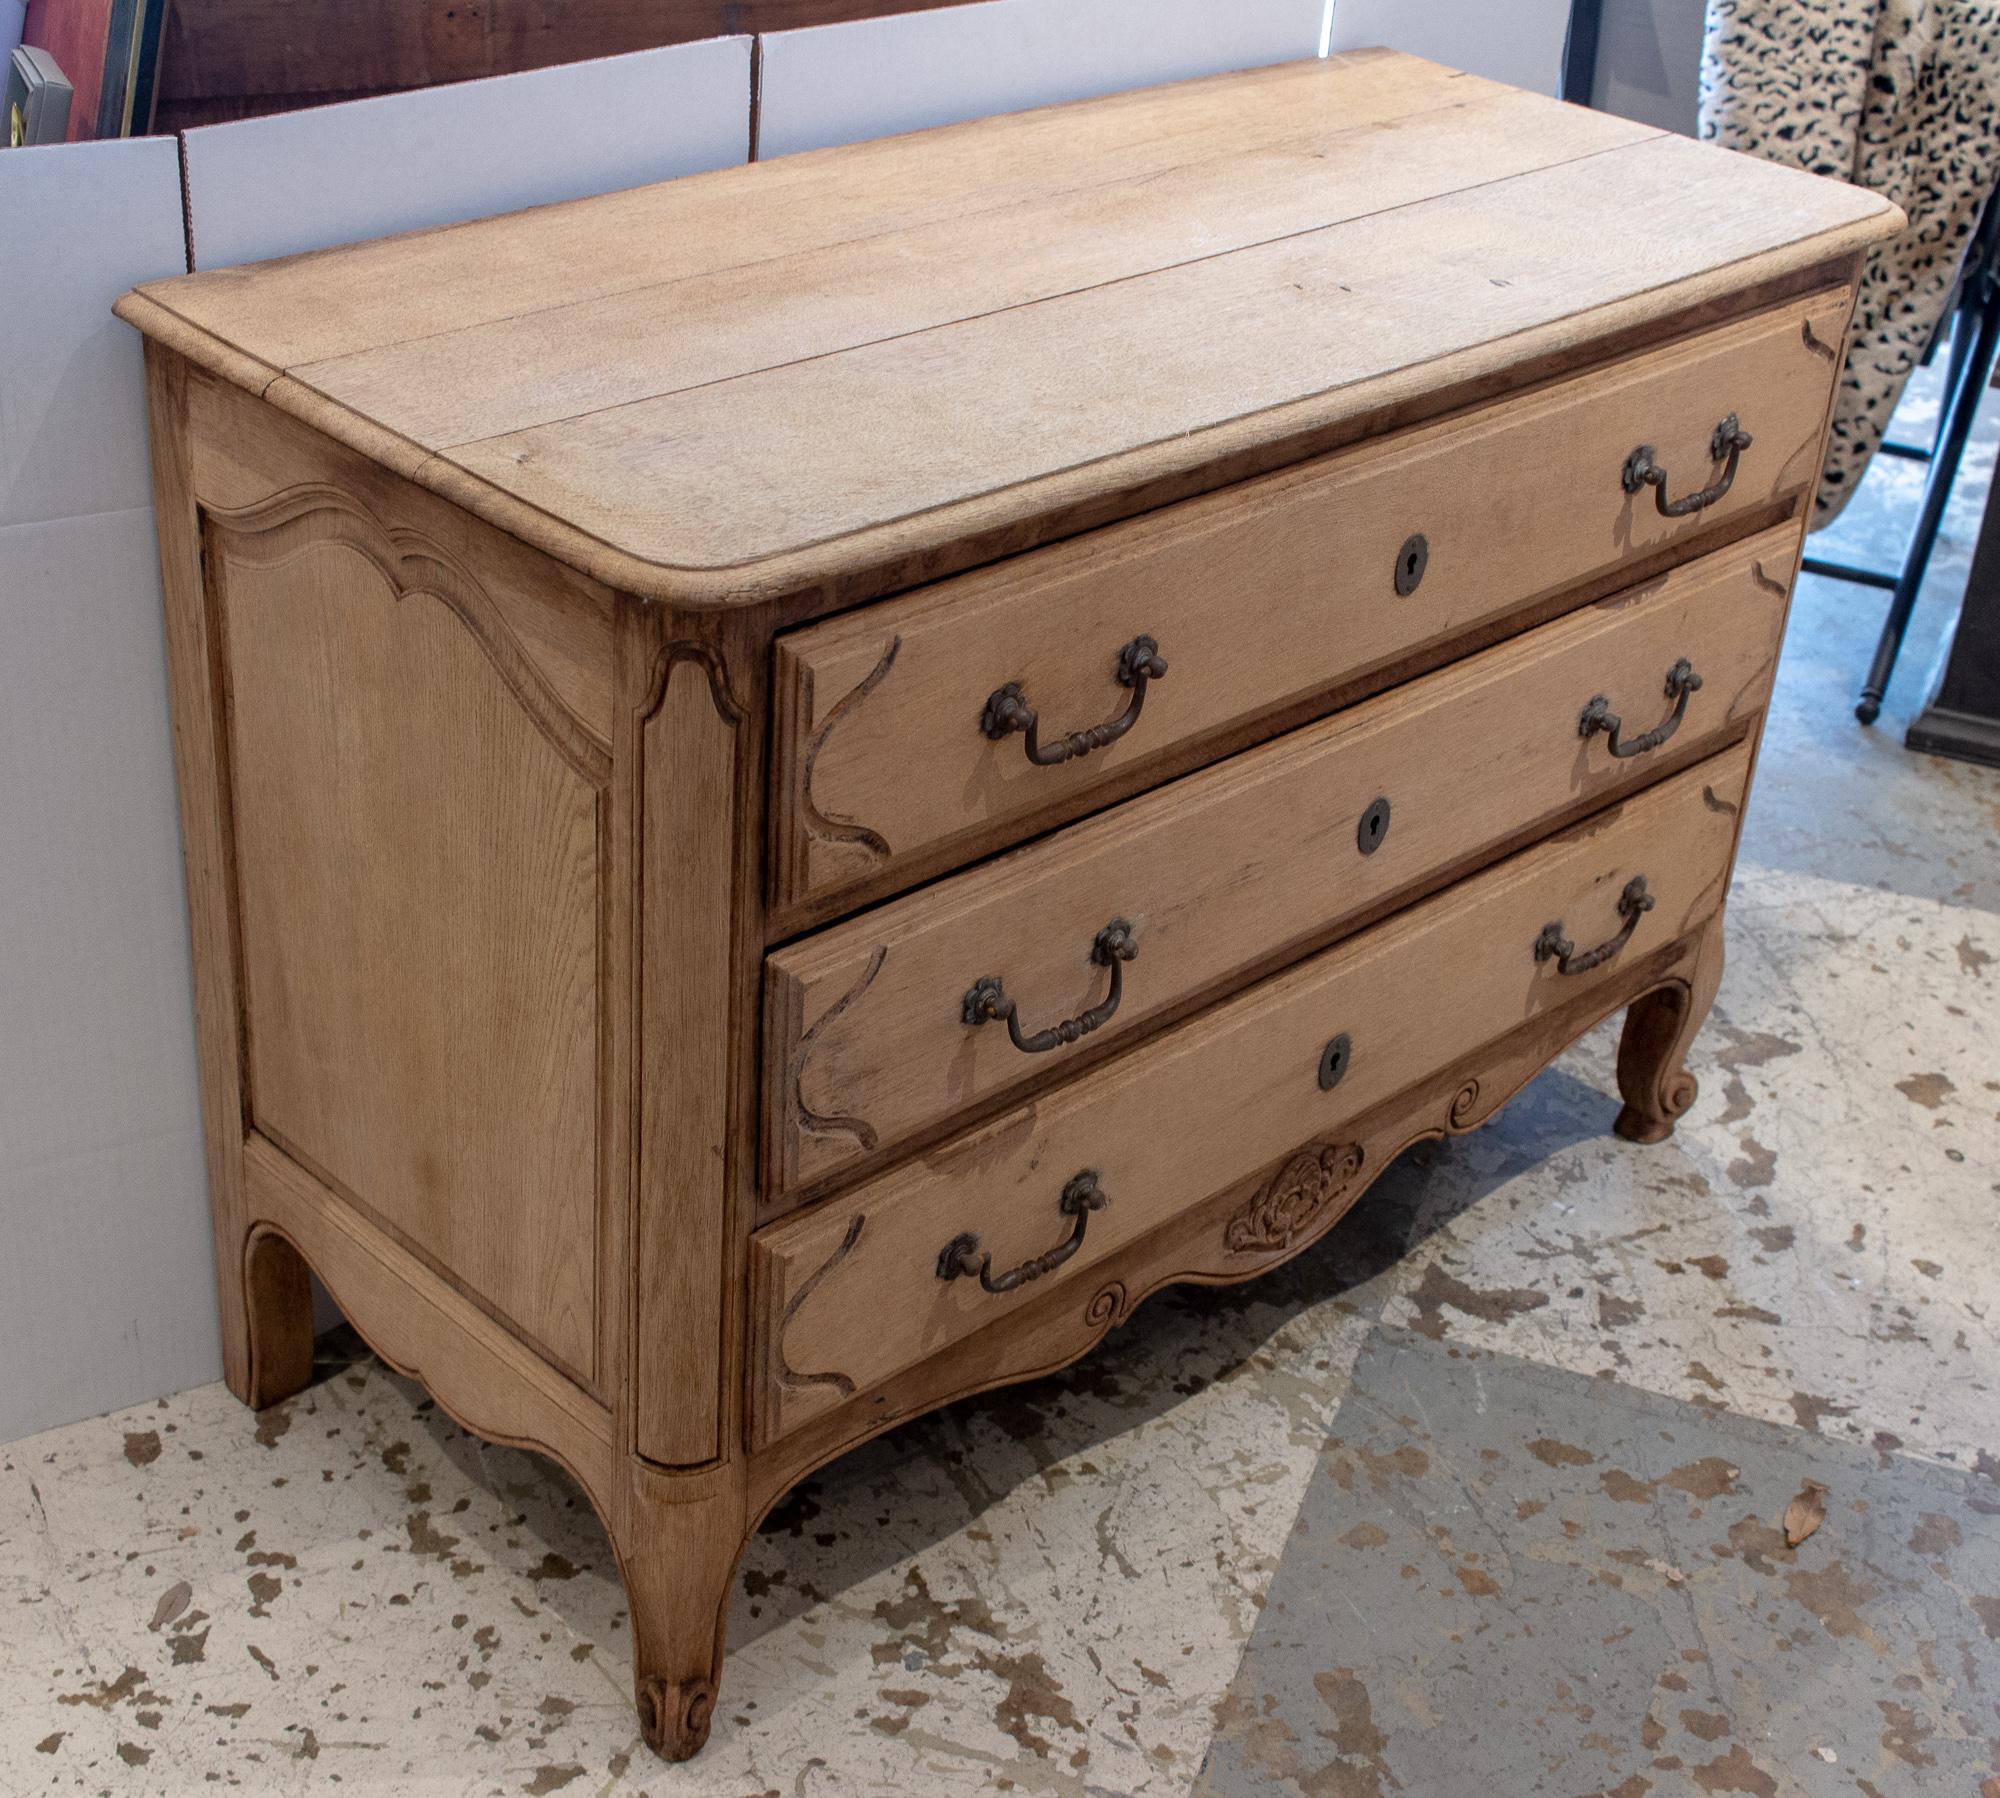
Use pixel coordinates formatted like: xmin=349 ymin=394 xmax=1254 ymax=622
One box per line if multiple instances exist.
xmin=1560 ymin=0 xmax=1603 ymax=104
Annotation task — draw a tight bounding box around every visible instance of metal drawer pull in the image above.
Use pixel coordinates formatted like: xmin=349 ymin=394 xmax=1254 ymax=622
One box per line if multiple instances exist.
xmin=1534 ymin=875 xmax=1655 ymax=976
xmin=963 ymin=919 xmax=1137 ymax=1053
xmin=981 ymin=635 xmax=1167 ymax=766
xmin=937 ymin=1171 xmax=1108 ymax=1294
xmin=1579 ymin=659 xmax=1703 ymax=759
xmin=1622 ymin=414 xmax=1753 ymax=518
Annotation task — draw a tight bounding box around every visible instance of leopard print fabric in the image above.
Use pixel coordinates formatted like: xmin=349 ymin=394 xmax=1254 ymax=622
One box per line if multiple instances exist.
xmin=1700 ymin=0 xmax=2000 ymax=526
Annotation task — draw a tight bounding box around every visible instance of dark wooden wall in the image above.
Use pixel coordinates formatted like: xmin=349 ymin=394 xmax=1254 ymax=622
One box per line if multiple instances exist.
xmin=152 ymin=0 xmax=986 ymax=130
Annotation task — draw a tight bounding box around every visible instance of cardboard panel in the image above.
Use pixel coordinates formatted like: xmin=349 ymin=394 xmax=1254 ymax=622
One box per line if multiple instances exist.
xmin=1330 ymin=0 xmax=1574 ymax=98
xmin=0 ymin=136 xmax=187 ymax=529
xmin=757 ymin=0 xmax=1328 ymax=159
xmin=181 ymin=35 xmax=752 ymax=270
xmin=0 ymin=507 xmax=223 ymax=1438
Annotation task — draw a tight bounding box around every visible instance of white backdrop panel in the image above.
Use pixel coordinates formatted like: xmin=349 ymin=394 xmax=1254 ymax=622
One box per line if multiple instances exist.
xmin=182 ymin=36 xmax=752 ymax=269
xmin=758 ymin=0 xmax=1327 ymax=159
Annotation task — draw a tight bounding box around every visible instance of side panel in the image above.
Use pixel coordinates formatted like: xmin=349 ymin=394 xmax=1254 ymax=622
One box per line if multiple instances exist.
xmin=187 ymin=372 xmax=616 ymax=1392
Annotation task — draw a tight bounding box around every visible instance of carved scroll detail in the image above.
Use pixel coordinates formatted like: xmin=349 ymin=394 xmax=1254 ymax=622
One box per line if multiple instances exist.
xmin=1449 ymin=1077 xmax=1484 ymax=1129
xmin=1084 ymin=1281 xmax=1130 ymax=1329
xmin=1748 ymin=560 xmax=1789 ymax=599
xmin=775 ymin=1215 xmax=866 ymax=1398
xmin=790 ymin=945 xmax=888 ymax=1155
xmin=637 ymin=1676 xmax=716 ymax=1760
xmin=1223 ymin=1142 xmax=1364 ymax=1253
xmin=796 ymin=638 xmax=901 ymax=866
xmin=205 ymin=483 xmax=609 ymax=786
xmin=645 ymin=640 xmax=744 ymax=727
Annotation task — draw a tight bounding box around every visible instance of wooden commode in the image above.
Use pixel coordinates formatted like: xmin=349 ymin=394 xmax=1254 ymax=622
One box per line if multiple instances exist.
xmin=119 ymin=51 xmax=1902 ymax=1759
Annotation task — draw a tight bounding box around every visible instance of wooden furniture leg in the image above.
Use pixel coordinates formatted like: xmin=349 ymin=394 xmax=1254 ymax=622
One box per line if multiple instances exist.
xmin=614 ymin=1484 xmax=749 ymax=1762
xmin=1614 ymin=919 xmax=1725 ymax=1143
xmin=240 ymin=1228 xmax=316 ymax=1409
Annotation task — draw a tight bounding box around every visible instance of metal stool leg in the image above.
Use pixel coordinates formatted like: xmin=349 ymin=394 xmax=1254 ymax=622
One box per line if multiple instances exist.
xmin=1856 ymin=286 xmax=2000 ymax=723
xmin=1933 ymin=310 xmax=1977 ymax=456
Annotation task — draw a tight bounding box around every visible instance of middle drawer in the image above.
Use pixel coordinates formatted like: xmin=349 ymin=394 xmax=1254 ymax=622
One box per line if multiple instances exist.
xmin=765 ymin=521 xmax=1798 ymax=1195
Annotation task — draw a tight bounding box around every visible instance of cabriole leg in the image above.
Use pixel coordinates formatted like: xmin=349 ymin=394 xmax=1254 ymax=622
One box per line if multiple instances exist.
xmin=615 ymin=1483 xmax=746 ymax=1761
xmin=1614 ymin=918 xmax=1725 ymax=1143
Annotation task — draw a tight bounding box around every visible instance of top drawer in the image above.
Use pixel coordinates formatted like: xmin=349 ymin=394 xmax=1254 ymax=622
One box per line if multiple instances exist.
xmin=771 ymin=288 xmax=1847 ymax=919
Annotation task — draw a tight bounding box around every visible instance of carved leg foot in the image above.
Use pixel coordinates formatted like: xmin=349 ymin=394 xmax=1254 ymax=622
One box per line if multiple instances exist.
xmin=233 ymin=1228 xmax=316 ymax=1410
xmin=637 ymin=1674 xmax=718 ymax=1761
xmin=1614 ymin=920 xmax=1724 ymax=1144
xmin=617 ymin=1486 xmax=746 ymax=1762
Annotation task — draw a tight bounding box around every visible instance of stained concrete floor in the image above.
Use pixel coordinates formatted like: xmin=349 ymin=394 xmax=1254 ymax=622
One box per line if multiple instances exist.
xmin=4 ymin=374 xmax=1998 ymax=1798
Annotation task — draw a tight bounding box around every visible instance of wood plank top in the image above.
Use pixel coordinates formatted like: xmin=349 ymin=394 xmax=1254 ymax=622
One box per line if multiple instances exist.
xmin=119 ymin=50 xmax=1903 ymax=608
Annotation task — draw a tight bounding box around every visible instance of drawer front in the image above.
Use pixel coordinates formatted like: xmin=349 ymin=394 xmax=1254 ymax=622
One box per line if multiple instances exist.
xmin=766 ymin=524 xmax=1796 ymax=1193
xmin=752 ymin=744 xmax=1750 ymax=1444
xmin=771 ymin=288 xmax=1845 ymax=919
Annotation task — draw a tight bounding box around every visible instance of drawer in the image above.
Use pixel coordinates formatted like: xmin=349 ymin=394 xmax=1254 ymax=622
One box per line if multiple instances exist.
xmin=770 ymin=288 xmax=1845 ymax=919
xmin=765 ymin=523 xmax=1795 ymax=1193
xmin=751 ymin=743 xmax=1750 ymax=1445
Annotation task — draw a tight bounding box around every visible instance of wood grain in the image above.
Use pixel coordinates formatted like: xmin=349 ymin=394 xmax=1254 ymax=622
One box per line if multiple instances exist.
xmin=751 ymin=744 xmax=1752 ymax=1445
xmin=137 ymin=54 xmax=1464 ymax=368
xmin=117 ymin=53 xmax=1903 ymax=606
xmin=297 ymin=85 xmax=1656 ymax=449
xmin=243 ymin=1132 xmax=615 ymax=1496
xmin=634 ymin=640 xmax=743 ymax=1466
xmin=766 ymin=523 xmax=1799 ymax=1193
xmin=185 ymin=368 xmax=619 ymax=746
xmin=214 ymin=484 xmax=605 ymax=1386
xmin=442 ymin=134 xmax=1894 ymax=598
xmin=771 ymin=293 xmax=1844 ymax=913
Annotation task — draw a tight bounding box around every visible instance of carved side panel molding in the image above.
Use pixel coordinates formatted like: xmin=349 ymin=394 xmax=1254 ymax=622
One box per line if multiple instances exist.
xmin=209 ymin=479 xmax=608 ymax=1388
xmin=206 ymin=482 xmax=611 ymax=786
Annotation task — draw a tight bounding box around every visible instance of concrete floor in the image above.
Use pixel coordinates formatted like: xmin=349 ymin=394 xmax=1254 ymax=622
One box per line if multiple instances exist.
xmin=4 ymin=372 xmax=1998 ymax=1797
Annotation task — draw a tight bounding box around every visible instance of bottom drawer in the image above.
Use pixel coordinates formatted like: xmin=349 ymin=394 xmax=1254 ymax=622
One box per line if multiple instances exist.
xmin=750 ymin=743 xmax=1750 ymax=1446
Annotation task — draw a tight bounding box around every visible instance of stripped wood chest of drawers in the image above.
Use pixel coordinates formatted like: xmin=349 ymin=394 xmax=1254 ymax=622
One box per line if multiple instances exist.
xmin=118 ymin=50 xmax=1902 ymax=1759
